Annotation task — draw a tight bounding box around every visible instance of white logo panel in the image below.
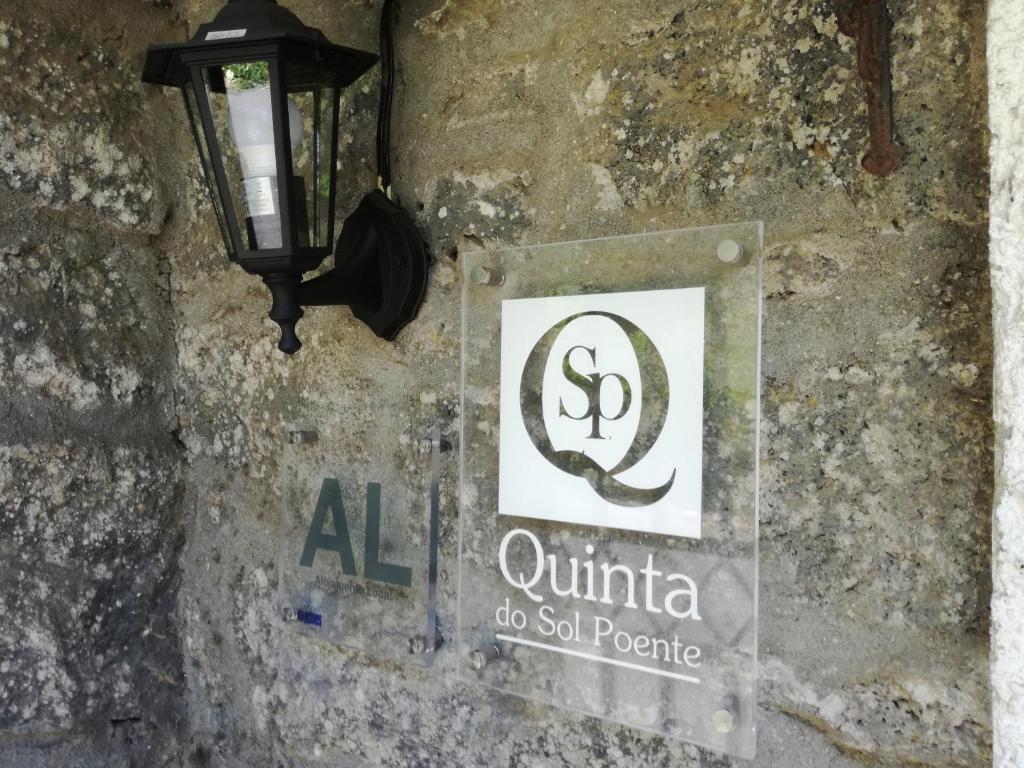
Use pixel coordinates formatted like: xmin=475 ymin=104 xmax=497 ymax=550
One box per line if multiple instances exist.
xmin=498 ymin=287 xmax=705 ymax=538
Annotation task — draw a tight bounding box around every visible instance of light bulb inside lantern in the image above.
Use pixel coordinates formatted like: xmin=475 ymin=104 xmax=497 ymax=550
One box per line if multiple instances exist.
xmin=227 ymin=85 xmax=303 ymax=249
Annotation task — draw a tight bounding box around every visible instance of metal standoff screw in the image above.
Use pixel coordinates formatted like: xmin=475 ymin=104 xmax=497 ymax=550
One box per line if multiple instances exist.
xmin=416 ymin=436 xmax=453 ymax=455
xmin=469 ymin=644 xmax=501 ymax=671
xmin=712 ymin=708 xmax=737 ymax=733
xmin=288 ymin=430 xmax=319 ymax=445
xmin=282 ymin=607 xmax=297 ymax=622
xmin=470 ymin=265 xmax=505 ymax=286
xmin=408 ymin=634 xmax=444 ymax=654
xmin=716 ymin=239 xmax=744 ymax=264
xmin=712 ymin=697 xmax=739 ymax=734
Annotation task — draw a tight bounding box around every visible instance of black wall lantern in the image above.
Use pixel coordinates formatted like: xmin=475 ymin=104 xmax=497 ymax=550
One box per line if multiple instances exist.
xmin=142 ymin=0 xmax=427 ymax=354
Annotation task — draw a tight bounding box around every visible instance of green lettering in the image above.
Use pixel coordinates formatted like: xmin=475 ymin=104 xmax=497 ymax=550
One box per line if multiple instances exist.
xmin=363 ymin=482 xmax=412 ymax=587
xmin=299 ymin=478 xmax=357 ymax=575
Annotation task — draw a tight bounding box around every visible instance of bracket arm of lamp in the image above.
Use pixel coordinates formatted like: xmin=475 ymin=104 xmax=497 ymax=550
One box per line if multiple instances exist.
xmin=263 ymin=190 xmax=428 ymax=354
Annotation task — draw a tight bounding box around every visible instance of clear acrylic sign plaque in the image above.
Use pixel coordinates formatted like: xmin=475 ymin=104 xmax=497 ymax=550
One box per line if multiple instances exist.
xmin=277 ymin=426 xmax=444 ymax=667
xmin=458 ymin=224 xmax=762 ymax=758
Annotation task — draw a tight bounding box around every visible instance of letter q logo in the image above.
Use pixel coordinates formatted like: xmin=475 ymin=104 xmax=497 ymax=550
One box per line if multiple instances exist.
xmin=498 ymin=288 xmax=706 ymax=539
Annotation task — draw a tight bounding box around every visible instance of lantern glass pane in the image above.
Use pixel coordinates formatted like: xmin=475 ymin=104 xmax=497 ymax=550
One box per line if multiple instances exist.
xmin=201 ymin=60 xmax=287 ymax=251
xmin=183 ymin=81 xmax=234 ymax=257
xmin=314 ymin=86 xmax=339 ymax=248
xmin=281 ymin=62 xmax=340 ymax=252
xmin=287 ymin=89 xmax=316 ymax=249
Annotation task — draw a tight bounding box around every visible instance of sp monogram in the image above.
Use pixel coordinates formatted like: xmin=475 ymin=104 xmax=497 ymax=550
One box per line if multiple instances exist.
xmin=558 ymin=345 xmax=633 ymax=440
xmin=519 ymin=311 xmax=676 ymax=507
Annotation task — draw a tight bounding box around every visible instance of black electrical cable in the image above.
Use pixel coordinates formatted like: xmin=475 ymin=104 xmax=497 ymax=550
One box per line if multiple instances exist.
xmin=376 ymin=0 xmax=396 ymax=193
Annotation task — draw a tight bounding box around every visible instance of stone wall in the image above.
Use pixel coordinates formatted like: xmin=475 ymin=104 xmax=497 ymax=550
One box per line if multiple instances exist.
xmin=171 ymin=0 xmax=993 ymax=766
xmin=0 ymin=0 xmax=996 ymax=766
xmin=0 ymin=1 xmax=195 ymax=765
xmin=987 ymin=0 xmax=1024 ymax=765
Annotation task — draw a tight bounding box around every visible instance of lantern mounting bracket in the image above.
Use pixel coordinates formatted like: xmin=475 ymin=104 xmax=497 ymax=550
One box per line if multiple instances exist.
xmin=262 ymin=190 xmax=429 ymax=355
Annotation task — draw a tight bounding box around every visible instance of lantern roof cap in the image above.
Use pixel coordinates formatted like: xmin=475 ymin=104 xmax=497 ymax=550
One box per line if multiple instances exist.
xmin=142 ymin=0 xmax=377 ymax=88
